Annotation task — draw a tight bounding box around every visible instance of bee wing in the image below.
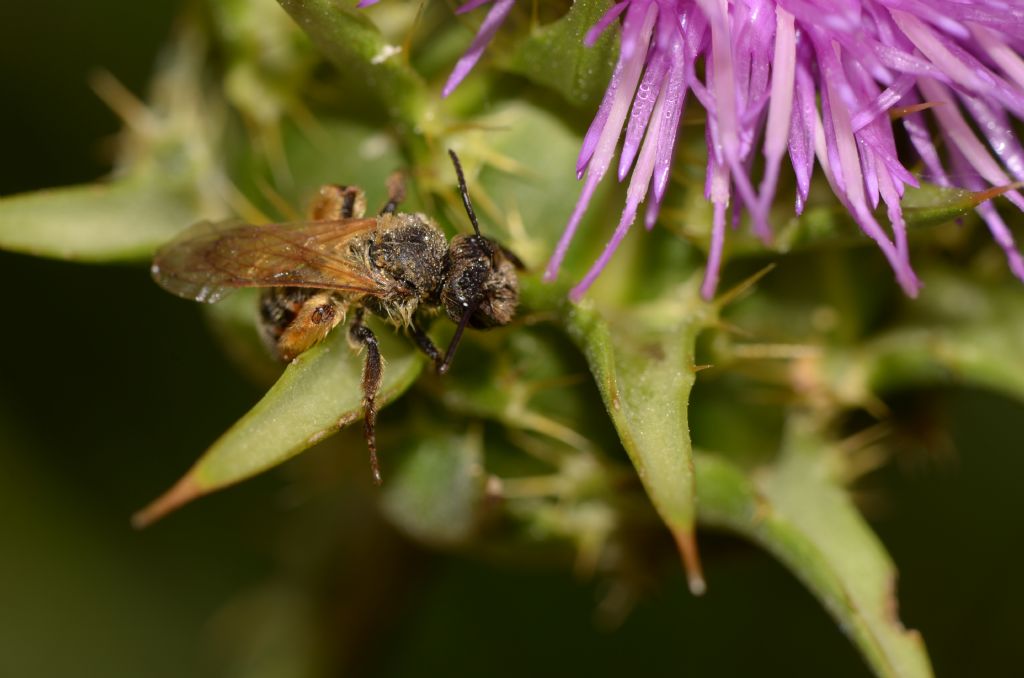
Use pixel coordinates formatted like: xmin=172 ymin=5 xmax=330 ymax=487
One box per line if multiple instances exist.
xmin=152 ymin=218 xmax=388 ymax=303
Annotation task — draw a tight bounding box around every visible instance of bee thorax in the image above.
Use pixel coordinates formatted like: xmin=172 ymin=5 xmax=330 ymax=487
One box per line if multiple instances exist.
xmin=368 ymin=214 xmax=448 ymax=301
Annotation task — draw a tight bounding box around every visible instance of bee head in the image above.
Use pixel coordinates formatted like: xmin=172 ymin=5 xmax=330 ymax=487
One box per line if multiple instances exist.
xmin=435 ymin=149 xmax=523 ymax=375
xmin=442 ymin=234 xmax=519 ymax=329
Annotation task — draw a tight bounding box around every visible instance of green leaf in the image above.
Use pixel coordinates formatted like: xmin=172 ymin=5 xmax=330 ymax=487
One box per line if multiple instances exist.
xmin=565 ymin=275 xmax=714 ymax=593
xmin=380 ymin=425 xmax=488 ymax=546
xmin=133 ymin=318 xmax=424 ymax=526
xmin=696 ymin=417 xmax=933 ymax=678
xmin=0 ymin=177 xmax=198 ymax=262
xmin=504 ymin=0 xmax=617 ymax=108
xmin=276 ymin=0 xmax=430 ymax=130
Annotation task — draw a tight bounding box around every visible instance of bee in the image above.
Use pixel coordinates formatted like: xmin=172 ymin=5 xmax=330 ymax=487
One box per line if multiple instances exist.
xmin=151 ymin=150 xmax=521 ymax=483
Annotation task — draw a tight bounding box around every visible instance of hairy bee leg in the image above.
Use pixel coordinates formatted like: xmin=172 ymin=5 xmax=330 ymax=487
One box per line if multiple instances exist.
xmin=348 ymin=309 xmax=384 ymax=485
xmin=309 ymin=185 xmax=367 ymax=220
xmin=409 ymin=318 xmax=442 ymax=367
xmin=260 ymin=289 xmax=343 ymax=361
xmin=380 ymin=171 xmax=406 ymax=215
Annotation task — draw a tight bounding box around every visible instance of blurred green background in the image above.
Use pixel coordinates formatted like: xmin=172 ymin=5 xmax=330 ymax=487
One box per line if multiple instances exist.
xmin=2 ymin=2 xmax=1023 ymax=676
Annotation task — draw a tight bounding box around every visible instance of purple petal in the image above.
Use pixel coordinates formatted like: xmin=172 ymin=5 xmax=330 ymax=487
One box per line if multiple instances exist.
xmin=578 ymin=59 xmax=625 ymax=178
xmin=876 ymin=157 xmax=911 ymax=266
xmin=442 ymin=0 xmax=516 ymax=98
xmin=919 ymin=78 xmax=1024 ymax=211
xmin=573 ymin=59 xmax=677 ymax=300
xmin=970 ymin=23 xmax=1024 ymax=92
xmin=850 ymin=74 xmax=915 ymax=132
xmin=698 ymin=0 xmax=738 ymax=165
xmin=788 ymin=56 xmax=816 ymax=214
xmin=756 ymin=7 xmax=795 ymax=227
xmin=619 ymin=52 xmax=668 ymax=181
xmin=650 ymin=47 xmax=689 ymax=204
xmin=901 ymin=96 xmax=949 ymax=185
xmin=701 ymin=200 xmax=728 ymax=300
xmin=585 ymin=1 xmax=629 ymax=46
xmin=577 ymin=1 xmax=657 ymax=176
xmin=818 ymin=36 xmax=920 ymax=295
xmin=960 ymin=94 xmax=1024 ymax=181
xmin=547 ymin=172 xmax=604 ymax=284
xmin=947 ymin=135 xmax=1024 ymax=281
xmin=547 ymin=1 xmax=659 ymax=281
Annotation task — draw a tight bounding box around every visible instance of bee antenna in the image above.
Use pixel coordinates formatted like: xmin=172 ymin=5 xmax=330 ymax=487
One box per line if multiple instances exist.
xmin=448 ymin=149 xmax=482 ymax=238
xmin=438 ymin=300 xmax=477 ymax=375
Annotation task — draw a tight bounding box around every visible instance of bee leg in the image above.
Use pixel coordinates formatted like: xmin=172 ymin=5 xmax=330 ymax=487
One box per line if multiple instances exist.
xmin=409 ymin=318 xmax=441 ymax=367
xmin=348 ymin=308 xmax=384 ymax=485
xmin=380 ymin=171 xmax=406 ymax=215
xmin=310 ymin=185 xmax=367 ymax=220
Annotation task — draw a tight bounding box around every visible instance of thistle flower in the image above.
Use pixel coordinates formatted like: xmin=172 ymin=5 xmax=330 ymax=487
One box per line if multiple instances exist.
xmin=372 ymin=1 xmax=1024 ymax=301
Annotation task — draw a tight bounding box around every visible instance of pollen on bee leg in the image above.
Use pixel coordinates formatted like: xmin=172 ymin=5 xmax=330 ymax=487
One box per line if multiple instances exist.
xmin=275 ymin=294 xmax=343 ymax=359
xmin=310 ymin=303 xmax=336 ymax=325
